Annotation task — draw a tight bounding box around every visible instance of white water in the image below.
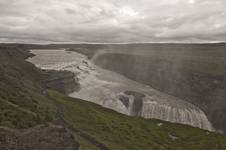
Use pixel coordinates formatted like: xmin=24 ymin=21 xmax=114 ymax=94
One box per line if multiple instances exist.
xmin=28 ymin=49 xmax=214 ymax=131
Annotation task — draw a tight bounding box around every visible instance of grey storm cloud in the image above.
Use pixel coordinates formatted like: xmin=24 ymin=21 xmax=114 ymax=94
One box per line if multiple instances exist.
xmin=0 ymin=0 xmax=226 ymax=43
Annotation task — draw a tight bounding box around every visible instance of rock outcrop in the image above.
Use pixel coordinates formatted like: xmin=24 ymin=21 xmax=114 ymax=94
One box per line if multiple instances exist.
xmin=43 ymin=70 xmax=80 ymax=95
xmin=124 ymin=91 xmax=145 ymax=116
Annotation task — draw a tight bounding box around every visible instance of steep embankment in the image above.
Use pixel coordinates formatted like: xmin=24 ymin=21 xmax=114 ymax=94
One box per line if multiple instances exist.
xmin=0 ymin=45 xmax=80 ymax=149
xmin=1 ymin=45 xmax=226 ymax=150
xmin=0 ymin=46 xmax=56 ymax=128
xmin=93 ymin=50 xmax=226 ymax=132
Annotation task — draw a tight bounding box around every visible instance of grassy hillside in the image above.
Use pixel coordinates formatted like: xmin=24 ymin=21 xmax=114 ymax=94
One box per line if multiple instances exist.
xmin=49 ymin=91 xmax=226 ymax=150
xmin=0 ymin=46 xmax=57 ymax=129
xmin=0 ymin=45 xmax=226 ymax=149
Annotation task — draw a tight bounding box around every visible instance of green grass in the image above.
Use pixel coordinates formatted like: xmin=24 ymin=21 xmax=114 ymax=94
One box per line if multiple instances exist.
xmin=0 ymin=48 xmax=57 ymax=129
xmin=49 ymin=91 xmax=226 ymax=150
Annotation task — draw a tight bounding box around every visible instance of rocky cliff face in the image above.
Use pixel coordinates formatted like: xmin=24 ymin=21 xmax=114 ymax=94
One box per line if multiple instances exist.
xmin=43 ymin=70 xmax=80 ymax=95
xmin=93 ymin=52 xmax=226 ymax=132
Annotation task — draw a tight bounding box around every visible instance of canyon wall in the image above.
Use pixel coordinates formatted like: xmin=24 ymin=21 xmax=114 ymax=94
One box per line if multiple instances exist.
xmin=43 ymin=70 xmax=80 ymax=95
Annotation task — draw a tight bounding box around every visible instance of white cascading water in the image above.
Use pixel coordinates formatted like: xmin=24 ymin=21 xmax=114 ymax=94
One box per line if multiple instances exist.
xmin=27 ymin=49 xmax=214 ymax=131
xmin=141 ymin=100 xmax=212 ymax=130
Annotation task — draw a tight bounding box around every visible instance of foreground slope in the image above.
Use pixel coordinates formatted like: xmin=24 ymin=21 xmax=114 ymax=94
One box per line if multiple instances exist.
xmin=50 ymin=91 xmax=226 ymax=150
xmin=0 ymin=44 xmax=226 ymax=150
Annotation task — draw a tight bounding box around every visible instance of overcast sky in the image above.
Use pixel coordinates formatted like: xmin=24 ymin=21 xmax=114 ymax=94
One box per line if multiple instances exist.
xmin=0 ymin=0 xmax=226 ymax=43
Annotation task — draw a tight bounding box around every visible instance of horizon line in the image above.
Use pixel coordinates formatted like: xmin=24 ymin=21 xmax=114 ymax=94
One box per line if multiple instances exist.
xmin=1 ymin=41 xmax=226 ymax=45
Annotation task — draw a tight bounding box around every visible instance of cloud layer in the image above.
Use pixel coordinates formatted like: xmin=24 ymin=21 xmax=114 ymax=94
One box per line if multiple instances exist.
xmin=0 ymin=0 xmax=226 ymax=43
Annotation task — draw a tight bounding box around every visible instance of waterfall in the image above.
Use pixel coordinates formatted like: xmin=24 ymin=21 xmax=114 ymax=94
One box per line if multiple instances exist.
xmin=111 ymin=91 xmax=214 ymax=131
xmin=141 ymin=100 xmax=213 ymax=131
xmin=28 ymin=49 xmax=214 ymax=131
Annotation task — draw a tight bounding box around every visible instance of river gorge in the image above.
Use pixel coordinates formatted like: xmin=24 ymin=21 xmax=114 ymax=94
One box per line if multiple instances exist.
xmin=27 ymin=49 xmax=215 ymax=131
